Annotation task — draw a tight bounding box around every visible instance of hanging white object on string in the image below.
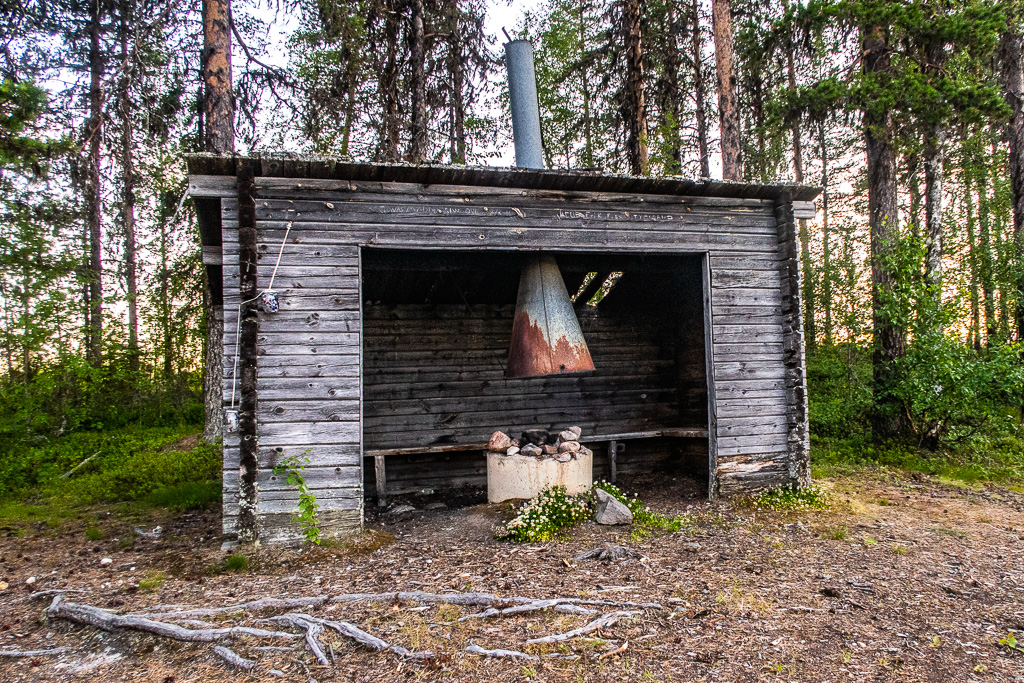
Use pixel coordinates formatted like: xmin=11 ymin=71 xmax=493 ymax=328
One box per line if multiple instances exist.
xmin=225 ymin=222 xmax=292 ymax=428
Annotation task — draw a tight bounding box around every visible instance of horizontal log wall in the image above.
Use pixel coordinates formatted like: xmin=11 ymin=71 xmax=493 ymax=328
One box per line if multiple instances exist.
xmin=196 ymin=173 xmax=807 ymax=539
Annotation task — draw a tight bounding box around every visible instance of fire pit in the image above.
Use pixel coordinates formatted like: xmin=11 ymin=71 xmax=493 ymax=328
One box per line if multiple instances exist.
xmin=485 ymin=427 xmax=593 ymax=503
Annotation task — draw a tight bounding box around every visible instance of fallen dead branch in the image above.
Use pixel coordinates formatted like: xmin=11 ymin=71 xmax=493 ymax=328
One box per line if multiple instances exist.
xmin=465 ymin=643 xmax=537 ymax=661
xmin=47 ymin=596 xmax=300 ymax=643
xmin=0 ymin=647 xmax=73 ymax=657
xmin=525 ymin=611 xmax=638 ymax=645
xmin=598 ymin=640 xmax=629 ymax=660
xmin=212 ymin=645 xmax=255 ymax=671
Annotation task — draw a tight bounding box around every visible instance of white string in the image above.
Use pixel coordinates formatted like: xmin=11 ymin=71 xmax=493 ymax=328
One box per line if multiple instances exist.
xmin=228 ymin=223 xmax=292 ymax=411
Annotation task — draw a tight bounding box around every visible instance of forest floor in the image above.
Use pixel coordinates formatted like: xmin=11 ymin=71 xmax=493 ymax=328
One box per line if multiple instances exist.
xmin=0 ymin=469 xmax=1022 ymax=682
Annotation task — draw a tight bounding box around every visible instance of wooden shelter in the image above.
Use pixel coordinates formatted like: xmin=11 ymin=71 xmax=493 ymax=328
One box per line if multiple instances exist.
xmin=188 ymin=156 xmax=820 ymax=543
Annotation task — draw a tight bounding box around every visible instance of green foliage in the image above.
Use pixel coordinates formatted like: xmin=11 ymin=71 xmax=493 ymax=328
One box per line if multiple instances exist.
xmin=495 ymin=485 xmax=592 ymax=543
xmin=84 ymin=525 xmax=105 ymax=541
xmin=273 ymin=453 xmax=321 ymax=546
xmin=999 ymin=633 xmax=1024 ymax=654
xmin=137 ymin=570 xmax=167 ymax=593
xmin=807 ymin=345 xmax=873 ymax=439
xmin=592 ymin=480 xmax=687 ymax=536
xmin=143 ymin=480 xmax=220 ymax=511
xmin=495 ymin=482 xmax=686 ymax=543
xmin=752 ymin=485 xmax=831 ymax=512
xmin=825 ymin=525 xmax=849 ymax=540
xmin=0 ymin=425 xmax=218 ymax=510
xmin=222 ymin=554 xmax=249 ymax=573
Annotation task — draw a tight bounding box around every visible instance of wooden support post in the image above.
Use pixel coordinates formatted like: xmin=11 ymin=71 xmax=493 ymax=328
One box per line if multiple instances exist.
xmin=235 ymin=159 xmax=259 ymax=542
xmin=374 ymin=455 xmax=387 ymax=507
xmin=608 ymin=441 xmax=624 ymax=483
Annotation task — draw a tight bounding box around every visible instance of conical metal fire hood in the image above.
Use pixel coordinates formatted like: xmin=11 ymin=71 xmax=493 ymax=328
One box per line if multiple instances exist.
xmin=506 ymin=255 xmax=596 ymax=378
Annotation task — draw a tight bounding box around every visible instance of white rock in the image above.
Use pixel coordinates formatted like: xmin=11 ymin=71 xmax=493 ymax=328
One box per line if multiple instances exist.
xmin=506 ymin=446 xmax=520 ymax=456
xmin=558 ymin=440 xmax=581 ymax=453
xmin=567 ymin=426 xmax=582 ymax=438
xmin=594 ymin=489 xmax=633 ymax=525
xmin=25 ymin=576 xmax=36 ymax=585
xmin=100 ymin=557 xmax=113 ymax=567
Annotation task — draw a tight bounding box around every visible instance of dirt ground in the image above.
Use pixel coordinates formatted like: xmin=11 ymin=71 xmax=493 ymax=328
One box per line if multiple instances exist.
xmin=1 ymin=470 xmax=1023 ymax=682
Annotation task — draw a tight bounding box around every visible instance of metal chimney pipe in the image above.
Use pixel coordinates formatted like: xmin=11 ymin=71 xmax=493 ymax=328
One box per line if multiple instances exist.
xmin=504 ymin=40 xmax=545 ymax=169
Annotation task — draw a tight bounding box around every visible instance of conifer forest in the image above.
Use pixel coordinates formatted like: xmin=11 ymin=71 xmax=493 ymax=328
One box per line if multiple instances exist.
xmin=3 ymin=0 xmax=1023 ymax=468
xmin=2 ymin=2 xmax=1024 ymax=681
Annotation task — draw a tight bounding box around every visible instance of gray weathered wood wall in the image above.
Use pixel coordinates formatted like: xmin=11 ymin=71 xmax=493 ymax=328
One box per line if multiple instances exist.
xmin=190 ymin=162 xmax=811 ymax=541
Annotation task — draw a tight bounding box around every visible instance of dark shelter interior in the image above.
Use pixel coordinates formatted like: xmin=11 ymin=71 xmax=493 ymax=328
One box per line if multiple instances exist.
xmin=360 ymin=248 xmax=711 ymax=498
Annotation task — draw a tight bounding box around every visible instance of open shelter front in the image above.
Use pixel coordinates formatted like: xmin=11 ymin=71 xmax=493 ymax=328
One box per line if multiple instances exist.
xmin=188 ymin=158 xmax=818 ymax=543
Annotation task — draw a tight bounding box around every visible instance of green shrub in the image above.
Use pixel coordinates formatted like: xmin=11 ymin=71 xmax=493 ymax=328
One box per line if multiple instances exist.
xmin=84 ymin=526 xmax=106 ymax=541
xmin=143 ymin=480 xmax=221 ymax=511
xmin=138 ymin=570 xmax=167 ymax=593
xmin=752 ymin=485 xmax=830 ymax=512
xmin=222 ymin=554 xmax=248 ymax=572
xmin=592 ymin=480 xmax=687 ymax=536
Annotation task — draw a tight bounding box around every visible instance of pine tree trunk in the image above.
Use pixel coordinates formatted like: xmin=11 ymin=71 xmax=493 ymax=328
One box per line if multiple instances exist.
xmin=863 ymin=25 xmax=905 ymax=439
xmin=785 ymin=28 xmax=814 ymax=349
xmin=380 ymin=3 xmax=402 ymax=162
xmin=407 ymin=0 xmax=428 ymax=162
xmin=580 ymin=0 xmax=594 ymax=169
xmin=690 ymin=0 xmax=710 ymax=178
xmin=448 ymin=24 xmax=466 ymax=164
xmin=711 ymin=0 xmax=741 ymax=180
xmin=202 ymin=0 xmax=234 ymax=154
xmin=202 ymin=0 xmax=232 ymax=445
xmin=85 ymin=0 xmax=104 ymax=367
xmin=999 ymin=29 xmax=1024 ymax=341
xmin=623 ymin=0 xmax=649 ymax=176
xmin=119 ymin=2 xmax=139 ymax=372
xmin=662 ymin=0 xmax=682 ymax=173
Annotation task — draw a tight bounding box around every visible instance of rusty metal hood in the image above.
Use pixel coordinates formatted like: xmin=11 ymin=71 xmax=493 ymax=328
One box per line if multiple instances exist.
xmin=506 ymin=255 xmax=596 ymax=378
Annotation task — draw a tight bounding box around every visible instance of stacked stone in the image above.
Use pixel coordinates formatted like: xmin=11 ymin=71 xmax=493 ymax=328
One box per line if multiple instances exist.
xmin=486 ymin=426 xmax=592 ymax=463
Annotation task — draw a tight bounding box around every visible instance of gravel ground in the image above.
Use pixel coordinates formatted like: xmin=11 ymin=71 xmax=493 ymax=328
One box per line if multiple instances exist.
xmin=0 ymin=470 xmax=1023 ymax=681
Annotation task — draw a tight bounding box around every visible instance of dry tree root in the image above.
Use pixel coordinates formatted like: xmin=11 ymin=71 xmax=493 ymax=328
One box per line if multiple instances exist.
xmin=574 ymin=544 xmax=642 ymax=563
xmin=265 ymin=613 xmax=433 ymax=661
xmin=212 ymin=645 xmax=256 ymax=671
xmin=460 ymin=599 xmax=599 ymax=621
xmin=129 ymin=590 xmax=662 ymax=622
xmin=0 ymin=647 xmax=73 ymax=657
xmin=525 ymin=611 xmax=638 ymax=645
xmin=46 ymin=595 xmax=299 ymax=643
xmin=465 ymin=643 xmax=537 ymax=661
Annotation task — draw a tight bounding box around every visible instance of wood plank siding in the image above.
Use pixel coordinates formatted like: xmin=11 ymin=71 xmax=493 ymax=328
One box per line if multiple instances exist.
xmin=190 ymin=159 xmax=814 ymax=542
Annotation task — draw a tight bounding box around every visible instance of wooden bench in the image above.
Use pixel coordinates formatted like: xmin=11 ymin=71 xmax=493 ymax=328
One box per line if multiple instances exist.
xmin=365 ymin=428 xmax=709 ymax=503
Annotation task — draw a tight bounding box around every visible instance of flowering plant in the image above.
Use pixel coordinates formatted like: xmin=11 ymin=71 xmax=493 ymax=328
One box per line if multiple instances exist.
xmin=494 ymin=485 xmax=592 ymax=543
